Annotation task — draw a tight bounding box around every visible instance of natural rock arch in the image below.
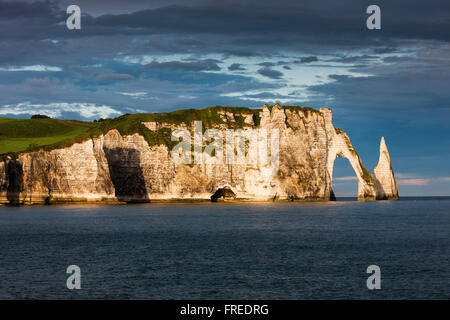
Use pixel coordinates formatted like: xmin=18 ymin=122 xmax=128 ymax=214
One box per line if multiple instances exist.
xmin=322 ymin=108 xmax=398 ymax=201
xmin=327 ymin=146 xmax=376 ymax=201
xmin=322 ymin=109 xmax=376 ymax=201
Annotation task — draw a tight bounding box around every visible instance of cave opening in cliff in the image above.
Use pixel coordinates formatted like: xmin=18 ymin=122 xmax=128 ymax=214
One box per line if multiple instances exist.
xmin=332 ymin=158 xmax=358 ymax=200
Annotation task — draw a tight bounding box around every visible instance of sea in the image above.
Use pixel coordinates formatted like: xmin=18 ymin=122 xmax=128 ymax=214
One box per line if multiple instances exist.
xmin=0 ymin=197 xmax=448 ymax=299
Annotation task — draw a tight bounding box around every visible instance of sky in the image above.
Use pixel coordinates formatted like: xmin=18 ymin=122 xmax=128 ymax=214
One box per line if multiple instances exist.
xmin=0 ymin=0 xmax=449 ymax=196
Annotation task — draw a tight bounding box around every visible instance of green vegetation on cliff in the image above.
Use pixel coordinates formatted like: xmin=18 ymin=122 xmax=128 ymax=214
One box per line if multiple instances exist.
xmin=282 ymin=105 xmax=321 ymax=114
xmin=148 ymin=106 xmax=260 ymax=127
xmin=0 ymin=105 xmax=321 ymax=159
xmin=265 ymin=104 xmax=321 ymax=115
xmin=361 ymin=166 xmax=373 ymax=184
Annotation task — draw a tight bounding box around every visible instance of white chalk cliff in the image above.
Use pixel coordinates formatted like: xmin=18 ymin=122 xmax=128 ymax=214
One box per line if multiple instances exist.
xmin=0 ymin=104 xmax=398 ymax=204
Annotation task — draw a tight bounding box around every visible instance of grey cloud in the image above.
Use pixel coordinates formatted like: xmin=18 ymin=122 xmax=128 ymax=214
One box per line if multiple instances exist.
xmin=143 ymin=59 xmax=221 ymax=72
xmin=382 ymin=56 xmax=415 ymax=63
xmin=327 ymin=55 xmax=377 ymax=64
xmin=228 ymin=63 xmax=245 ymax=71
xmin=258 ymin=62 xmax=276 ymax=67
xmin=373 ymin=47 xmax=398 ymax=54
xmin=328 ymin=74 xmax=351 ymax=81
xmin=222 ymin=49 xmax=256 ymax=57
xmin=94 ymin=73 xmax=133 ymax=82
xmin=257 ymin=67 xmax=283 ymax=79
xmin=295 ymin=56 xmax=319 ymax=64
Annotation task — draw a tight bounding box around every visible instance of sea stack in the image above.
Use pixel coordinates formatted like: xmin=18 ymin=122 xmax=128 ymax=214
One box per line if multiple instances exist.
xmin=372 ymin=137 xmax=399 ymax=200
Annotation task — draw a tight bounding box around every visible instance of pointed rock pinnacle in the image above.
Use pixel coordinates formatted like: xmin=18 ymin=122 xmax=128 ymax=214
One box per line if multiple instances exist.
xmin=372 ymin=137 xmax=399 ymax=200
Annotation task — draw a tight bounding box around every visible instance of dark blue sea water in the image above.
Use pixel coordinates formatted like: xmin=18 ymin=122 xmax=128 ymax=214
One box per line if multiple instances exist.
xmin=0 ymin=198 xmax=448 ymax=299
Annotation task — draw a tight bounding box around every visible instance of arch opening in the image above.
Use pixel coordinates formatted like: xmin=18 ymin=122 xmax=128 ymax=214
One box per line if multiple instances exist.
xmin=331 ymin=157 xmax=358 ymax=201
xmin=211 ymin=186 xmax=236 ymax=202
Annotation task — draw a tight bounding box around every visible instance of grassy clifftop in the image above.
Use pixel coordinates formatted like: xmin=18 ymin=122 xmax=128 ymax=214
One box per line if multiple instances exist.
xmin=0 ymin=105 xmax=320 ymax=159
xmin=0 ymin=118 xmax=94 ymax=156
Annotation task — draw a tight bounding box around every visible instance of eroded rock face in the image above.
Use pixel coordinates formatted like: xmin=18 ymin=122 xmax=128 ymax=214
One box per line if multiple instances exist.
xmin=372 ymin=137 xmax=399 ymax=200
xmin=0 ymin=104 xmax=398 ymax=203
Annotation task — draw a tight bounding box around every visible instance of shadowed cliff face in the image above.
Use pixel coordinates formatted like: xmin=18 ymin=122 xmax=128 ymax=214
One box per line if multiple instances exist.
xmin=103 ymin=147 xmax=149 ymax=202
xmin=6 ymin=160 xmax=23 ymax=204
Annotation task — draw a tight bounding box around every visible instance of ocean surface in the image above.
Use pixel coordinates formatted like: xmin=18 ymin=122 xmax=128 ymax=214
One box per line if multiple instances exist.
xmin=0 ymin=198 xmax=448 ymax=299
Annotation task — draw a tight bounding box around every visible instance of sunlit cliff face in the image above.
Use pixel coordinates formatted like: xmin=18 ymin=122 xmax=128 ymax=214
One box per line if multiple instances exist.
xmin=0 ymin=0 xmax=449 ymax=195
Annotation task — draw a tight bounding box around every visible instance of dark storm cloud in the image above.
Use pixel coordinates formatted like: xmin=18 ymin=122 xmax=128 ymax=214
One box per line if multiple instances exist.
xmin=1 ymin=0 xmax=449 ymax=64
xmin=84 ymin=0 xmax=450 ymax=42
xmin=257 ymin=67 xmax=283 ymax=79
xmin=0 ymin=1 xmax=64 ymax=40
xmin=0 ymin=0 xmax=447 ymax=76
xmin=143 ymin=59 xmax=221 ymax=72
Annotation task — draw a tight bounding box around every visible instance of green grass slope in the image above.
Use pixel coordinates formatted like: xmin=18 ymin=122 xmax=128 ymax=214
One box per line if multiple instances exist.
xmin=0 ymin=118 xmax=94 ymax=155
